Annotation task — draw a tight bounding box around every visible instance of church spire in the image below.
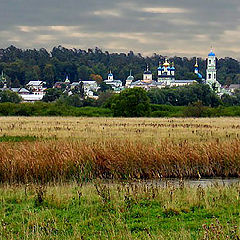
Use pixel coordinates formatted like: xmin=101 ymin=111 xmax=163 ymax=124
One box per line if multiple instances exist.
xmin=195 ymin=58 xmax=198 ymax=68
xmin=194 ymin=58 xmax=199 ymax=74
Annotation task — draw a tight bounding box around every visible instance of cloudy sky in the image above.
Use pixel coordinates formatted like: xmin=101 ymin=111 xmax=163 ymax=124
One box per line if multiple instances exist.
xmin=0 ymin=0 xmax=240 ymax=57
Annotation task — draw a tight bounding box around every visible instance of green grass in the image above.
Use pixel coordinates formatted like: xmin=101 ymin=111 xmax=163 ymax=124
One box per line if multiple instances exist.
xmin=0 ymin=135 xmax=39 ymax=142
xmin=0 ymin=102 xmax=240 ymax=117
xmin=0 ymin=182 xmax=240 ymax=239
xmin=0 ymin=102 xmax=113 ymax=117
xmin=0 ymin=135 xmax=56 ymax=142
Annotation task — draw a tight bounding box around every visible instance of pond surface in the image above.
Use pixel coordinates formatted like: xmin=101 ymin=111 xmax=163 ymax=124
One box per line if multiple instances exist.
xmin=129 ymin=178 xmax=240 ymax=188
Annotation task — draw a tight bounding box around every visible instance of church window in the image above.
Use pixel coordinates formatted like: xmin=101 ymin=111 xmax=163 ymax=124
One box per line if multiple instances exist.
xmin=208 ymin=74 xmax=211 ymax=79
xmin=209 ymin=60 xmax=211 ymax=64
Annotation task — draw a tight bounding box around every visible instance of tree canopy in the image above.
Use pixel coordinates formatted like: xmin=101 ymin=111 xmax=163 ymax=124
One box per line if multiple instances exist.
xmin=147 ymin=84 xmax=221 ymax=107
xmin=109 ymin=88 xmax=151 ymax=117
xmin=0 ymin=90 xmax=22 ymax=103
xmin=0 ymin=45 xmax=239 ymax=88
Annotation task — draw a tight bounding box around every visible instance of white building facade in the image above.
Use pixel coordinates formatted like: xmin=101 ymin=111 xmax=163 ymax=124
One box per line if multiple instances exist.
xmin=158 ymin=59 xmax=175 ymax=85
xmin=104 ymin=71 xmax=124 ymax=92
xmin=206 ymin=50 xmax=221 ymax=93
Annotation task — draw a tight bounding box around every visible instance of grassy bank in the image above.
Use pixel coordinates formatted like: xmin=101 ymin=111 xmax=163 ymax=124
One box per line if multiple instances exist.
xmin=0 ymin=139 xmax=240 ymax=183
xmin=0 ymin=117 xmax=239 ymax=183
xmin=0 ymin=117 xmax=239 ymax=239
xmin=0 ymin=182 xmax=240 ymax=239
xmin=0 ymin=102 xmax=112 ymax=117
xmin=0 ymin=102 xmax=240 ymax=117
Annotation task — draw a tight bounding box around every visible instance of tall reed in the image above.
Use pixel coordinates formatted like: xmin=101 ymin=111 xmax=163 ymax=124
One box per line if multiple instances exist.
xmin=0 ymin=139 xmax=239 ymax=183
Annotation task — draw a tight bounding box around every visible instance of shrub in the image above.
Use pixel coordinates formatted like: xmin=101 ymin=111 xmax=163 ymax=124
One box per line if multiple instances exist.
xmin=110 ymin=88 xmax=151 ymax=117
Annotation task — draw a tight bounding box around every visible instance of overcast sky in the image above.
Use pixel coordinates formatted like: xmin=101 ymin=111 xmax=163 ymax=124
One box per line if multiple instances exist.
xmin=0 ymin=0 xmax=240 ymax=58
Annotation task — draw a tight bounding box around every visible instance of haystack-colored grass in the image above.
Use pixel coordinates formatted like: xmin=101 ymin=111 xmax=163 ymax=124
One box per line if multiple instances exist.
xmin=0 ymin=117 xmax=239 ymax=183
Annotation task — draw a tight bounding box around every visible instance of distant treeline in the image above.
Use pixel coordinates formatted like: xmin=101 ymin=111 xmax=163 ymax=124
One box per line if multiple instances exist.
xmin=0 ymin=102 xmax=240 ymax=118
xmin=0 ymin=45 xmax=240 ymax=87
xmin=0 ymin=84 xmax=240 ymax=117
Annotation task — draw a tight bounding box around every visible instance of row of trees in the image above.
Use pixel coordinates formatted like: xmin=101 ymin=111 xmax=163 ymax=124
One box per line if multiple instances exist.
xmin=0 ymin=45 xmax=240 ymax=88
xmin=1 ymin=83 xmax=240 ymax=110
xmin=1 ymin=84 xmax=240 ymax=117
xmin=147 ymin=84 xmax=221 ymax=107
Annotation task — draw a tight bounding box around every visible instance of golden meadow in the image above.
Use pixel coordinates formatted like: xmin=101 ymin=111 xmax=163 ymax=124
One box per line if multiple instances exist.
xmin=0 ymin=117 xmax=240 ymax=183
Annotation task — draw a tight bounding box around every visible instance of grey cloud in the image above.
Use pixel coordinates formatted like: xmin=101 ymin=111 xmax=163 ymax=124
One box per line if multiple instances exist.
xmin=0 ymin=0 xmax=240 ymax=57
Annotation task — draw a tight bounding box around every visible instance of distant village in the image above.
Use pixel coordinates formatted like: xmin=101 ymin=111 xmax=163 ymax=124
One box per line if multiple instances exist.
xmin=0 ymin=49 xmax=239 ymax=102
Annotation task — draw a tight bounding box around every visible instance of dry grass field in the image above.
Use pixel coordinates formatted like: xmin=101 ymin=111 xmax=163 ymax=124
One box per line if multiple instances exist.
xmin=0 ymin=116 xmax=240 ymax=142
xmin=0 ymin=117 xmax=239 ymax=182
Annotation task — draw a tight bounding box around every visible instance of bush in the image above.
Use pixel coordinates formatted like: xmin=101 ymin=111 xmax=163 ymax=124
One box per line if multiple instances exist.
xmin=0 ymin=102 xmax=113 ymax=117
xmin=151 ymin=111 xmax=171 ymax=117
xmin=183 ymin=101 xmax=209 ymax=117
xmin=0 ymin=90 xmax=22 ymax=103
xmin=151 ymin=104 xmax=185 ymax=117
xmin=110 ymin=88 xmax=151 ymax=117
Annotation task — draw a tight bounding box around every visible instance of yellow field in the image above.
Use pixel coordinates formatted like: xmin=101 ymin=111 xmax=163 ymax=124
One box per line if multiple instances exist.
xmin=0 ymin=117 xmax=239 ymax=182
xmin=0 ymin=116 xmax=240 ymax=143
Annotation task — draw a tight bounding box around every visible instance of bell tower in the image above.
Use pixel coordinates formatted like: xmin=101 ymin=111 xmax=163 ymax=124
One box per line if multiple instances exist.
xmin=206 ymin=49 xmax=217 ymax=83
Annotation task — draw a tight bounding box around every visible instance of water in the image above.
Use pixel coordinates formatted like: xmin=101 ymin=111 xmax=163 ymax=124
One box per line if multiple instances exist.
xmin=129 ymin=178 xmax=240 ymax=188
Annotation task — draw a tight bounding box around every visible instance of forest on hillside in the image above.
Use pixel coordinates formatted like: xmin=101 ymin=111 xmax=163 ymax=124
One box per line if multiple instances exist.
xmin=0 ymin=45 xmax=240 ymax=88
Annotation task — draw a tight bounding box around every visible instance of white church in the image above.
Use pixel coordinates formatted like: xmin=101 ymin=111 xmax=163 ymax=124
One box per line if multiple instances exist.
xmin=205 ymin=50 xmax=221 ymax=92
xmin=125 ymin=49 xmax=222 ymax=93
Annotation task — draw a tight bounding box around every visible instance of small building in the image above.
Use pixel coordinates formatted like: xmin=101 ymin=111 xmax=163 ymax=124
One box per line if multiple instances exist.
xmin=158 ymin=59 xmax=175 ymax=84
xmin=143 ymin=65 xmax=153 ymax=82
xmin=125 ymin=70 xmax=134 ymax=87
xmin=20 ymin=92 xmax=45 ymax=102
xmin=171 ymin=80 xmax=197 ymax=87
xmin=23 ymin=81 xmax=46 ymax=102
xmin=26 ymin=81 xmax=46 ymax=92
xmin=104 ymin=71 xmax=123 ymax=92
xmin=18 ymin=88 xmax=30 ymax=95
xmin=54 ymin=76 xmax=71 ymax=89
xmin=205 ymin=49 xmax=221 ymax=93
xmin=228 ymin=84 xmax=240 ymax=93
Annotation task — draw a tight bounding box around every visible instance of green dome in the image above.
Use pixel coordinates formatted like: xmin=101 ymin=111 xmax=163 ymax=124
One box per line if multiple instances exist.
xmin=127 ymin=75 xmax=134 ymax=81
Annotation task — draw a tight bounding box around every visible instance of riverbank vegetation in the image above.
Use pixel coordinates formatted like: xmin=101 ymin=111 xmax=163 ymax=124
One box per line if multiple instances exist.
xmin=0 ymin=117 xmax=239 ymax=183
xmin=0 ymin=182 xmax=240 ymax=239
xmin=0 ymin=101 xmax=240 ymax=117
xmin=1 ymin=85 xmax=240 ymax=117
xmin=0 ymin=117 xmax=240 ymax=239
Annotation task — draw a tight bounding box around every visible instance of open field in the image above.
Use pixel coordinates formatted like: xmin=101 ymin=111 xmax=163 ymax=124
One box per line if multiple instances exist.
xmin=0 ymin=117 xmax=239 ymax=182
xmin=0 ymin=182 xmax=240 ymax=240
xmin=0 ymin=116 xmax=240 ymax=142
xmin=0 ymin=117 xmax=240 ymax=239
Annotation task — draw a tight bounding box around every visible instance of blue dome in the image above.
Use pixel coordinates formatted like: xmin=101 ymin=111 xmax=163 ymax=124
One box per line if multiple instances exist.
xmin=108 ymin=73 xmax=113 ymax=76
xmin=171 ymin=67 xmax=175 ymax=71
xmin=158 ymin=67 xmax=164 ymax=70
xmin=197 ymin=73 xmax=203 ymax=79
xmin=208 ymin=51 xmax=215 ymax=57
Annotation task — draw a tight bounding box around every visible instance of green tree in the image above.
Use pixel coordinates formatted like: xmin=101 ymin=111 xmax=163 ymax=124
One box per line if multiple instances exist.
xmin=96 ymin=91 xmax=115 ymax=107
xmin=147 ymin=84 xmax=221 ymax=107
xmin=72 ymin=82 xmax=84 ymax=98
xmin=0 ymin=90 xmax=22 ymax=103
xmin=110 ymin=88 xmax=151 ymax=117
xmin=99 ymin=82 xmax=113 ymax=92
xmin=42 ymin=88 xmax=63 ymax=102
xmin=56 ymin=95 xmax=83 ymax=107
xmin=184 ymin=101 xmax=208 ymax=117
xmin=77 ymin=66 xmax=93 ymax=80
xmin=90 ymin=74 xmax=103 ymax=84
xmin=43 ymin=64 xmax=55 ymax=87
